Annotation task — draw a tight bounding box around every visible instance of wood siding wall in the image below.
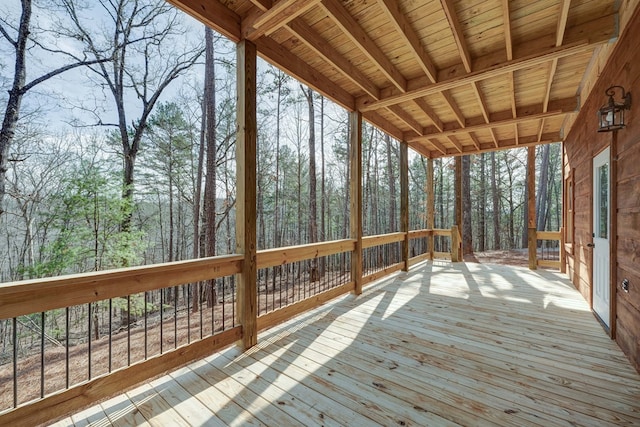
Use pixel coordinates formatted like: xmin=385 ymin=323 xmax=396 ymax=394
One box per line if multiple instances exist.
xmin=564 ymin=3 xmax=640 ymax=372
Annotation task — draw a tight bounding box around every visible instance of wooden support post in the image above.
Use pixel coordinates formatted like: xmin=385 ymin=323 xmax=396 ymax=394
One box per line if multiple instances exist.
xmin=527 ymin=146 xmax=537 ymax=270
xmin=427 ymin=158 xmax=435 ymax=260
xmin=400 ymin=141 xmax=409 ymax=271
xmin=560 ymin=226 xmax=566 ymax=273
xmin=454 ymin=156 xmax=463 ymax=262
xmin=236 ymin=39 xmax=258 ymax=349
xmin=451 ymin=225 xmax=459 ymax=262
xmin=350 ymin=111 xmax=363 ymax=294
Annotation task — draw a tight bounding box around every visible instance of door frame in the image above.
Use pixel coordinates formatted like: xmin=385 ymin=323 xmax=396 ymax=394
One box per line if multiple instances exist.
xmin=591 ymin=145 xmax=616 ymax=338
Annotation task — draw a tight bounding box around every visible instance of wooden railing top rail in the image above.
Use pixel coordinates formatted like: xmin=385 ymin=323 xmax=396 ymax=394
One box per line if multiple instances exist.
xmin=362 ymin=232 xmax=405 ymax=248
xmin=537 ymin=230 xmax=562 ymax=240
xmin=256 ymin=239 xmax=356 ymax=269
xmin=408 ymin=229 xmax=429 ymax=238
xmin=0 ymin=254 xmax=244 ymax=319
xmin=432 ymin=228 xmax=452 ymax=237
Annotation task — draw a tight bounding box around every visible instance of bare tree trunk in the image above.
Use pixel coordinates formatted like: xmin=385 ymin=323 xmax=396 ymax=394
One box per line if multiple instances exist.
xmin=191 ymin=83 xmax=206 ymax=313
xmin=462 ymin=155 xmax=473 ymax=255
xmin=536 ymin=144 xmax=550 ymax=231
xmin=203 ymin=27 xmax=216 ymax=307
xmin=320 ymin=96 xmax=326 ymax=276
xmin=303 ymin=87 xmax=319 ymax=281
xmin=478 ymin=153 xmax=486 ymax=252
xmin=490 ymin=152 xmax=500 ymax=249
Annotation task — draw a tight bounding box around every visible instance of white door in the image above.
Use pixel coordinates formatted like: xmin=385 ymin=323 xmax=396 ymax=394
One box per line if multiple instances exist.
xmin=592 ymin=147 xmax=610 ymax=328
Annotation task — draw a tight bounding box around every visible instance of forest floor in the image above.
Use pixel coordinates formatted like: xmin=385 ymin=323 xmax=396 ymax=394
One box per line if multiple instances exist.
xmin=467 ymin=249 xmax=530 ymax=267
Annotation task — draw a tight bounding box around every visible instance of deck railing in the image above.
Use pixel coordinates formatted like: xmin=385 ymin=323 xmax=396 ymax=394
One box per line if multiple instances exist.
xmin=0 ymin=230 xmax=462 ymax=425
xmin=535 ymin=229 xmax=565 ymax=271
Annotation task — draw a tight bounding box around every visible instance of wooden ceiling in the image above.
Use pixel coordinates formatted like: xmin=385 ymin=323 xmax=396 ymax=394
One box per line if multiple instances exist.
xmin=168 ymin=0 xmax=623 ymax=158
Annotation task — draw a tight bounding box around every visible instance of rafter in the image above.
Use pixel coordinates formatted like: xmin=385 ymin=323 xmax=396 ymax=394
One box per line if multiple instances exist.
xmin=357 ymin=41 xmax=594 ymax=112
xmin=407 ymin=109 xmax=567 ymax=143
xmin=387 ymin=105 xmax=423 ymax=135
xmin=167 ymin=0 xmax=241 ymax=42
xmin=248 ymin=0 xmax=271 ymax=11
xmin=501 ymin=0 xmax=517 ymax=119
xmin=502 ymin=0 xmax=513 ymax=61
xmin=243 ymin=0 xmax=319 ymax=40
xmin=286 ymin=19 xmax=380 ymax=100
xmin=377 ymin=0 xmax=437 ymax=83
xmin=447 ymin=135 xmax=463 ymax=153
xmin=441 ymin=90 xmax=465 ymax=128
xmin=320 ymin=0 xmax=407 ymax=92
xmin=362 ymin=111 xmax=404 ymax=141
xmin=428 ymin=138 xmax=448 ymax=155
xmin=489 ymin=128 xmax=499 ymax=148
xmin=471 ymin=82 xmax=490 ymax=123
xmin=413 ymin=98 xmax=443 ymax=132
xmin=440 ymin=0 xmax=472 ymax=73
xmin=469 ymin=132 xmax=481 ymax=150
xmin=255 ymin=36 xmax=354 ymax=111
xmin=425 ymin=132 xmax=562 ymax=159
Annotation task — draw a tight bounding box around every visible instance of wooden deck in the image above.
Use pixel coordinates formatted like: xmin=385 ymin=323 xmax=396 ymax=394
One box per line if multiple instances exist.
xmin=50 ymin=261 xmax=640 ymax=426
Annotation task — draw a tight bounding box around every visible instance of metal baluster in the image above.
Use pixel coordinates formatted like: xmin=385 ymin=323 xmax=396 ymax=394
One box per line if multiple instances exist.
xmin=174 ymin=287 xmax=178 ymax=349
xmin=144 ymin=292 xmax=148 ymax=360
xmin=127 ymin=295 xmax=131 ymax=366
xmin=88 ymin=303 xmax=92 ymax=380
xmin=65 ymin=308 xmax=69 ymax=389
xmin=109 ymin=298 xmax=113 ymax=371
xmin=13 ymin=317 xmax=17 ymax=408
xmin=40 ymin=312 xmax=45 ymax=398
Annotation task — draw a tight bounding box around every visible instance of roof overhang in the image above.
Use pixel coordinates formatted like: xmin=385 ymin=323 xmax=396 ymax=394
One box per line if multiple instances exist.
xmin=167 ymin=0 xmax=623 ymax=158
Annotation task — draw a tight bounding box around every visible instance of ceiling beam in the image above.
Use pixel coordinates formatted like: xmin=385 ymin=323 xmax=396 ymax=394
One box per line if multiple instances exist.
xmin=377 ymin=0 xmax=437 ymax=83
xmin=255 ymin=36 xmax=355 ymax=111
xmin=440 ymin=0 xmax=472 ymax=73
xmin=320 ymin=0 xmax=407 ymax=92
xmin=357 ymin=41 xmax=594 ymax=112
xmin=166 ymin=0 xmax=241 ymax=42
xmin=286 ymin=19 xmax=380 ymax=100
xmin=243 ymin=0 xmax=319 ymax=40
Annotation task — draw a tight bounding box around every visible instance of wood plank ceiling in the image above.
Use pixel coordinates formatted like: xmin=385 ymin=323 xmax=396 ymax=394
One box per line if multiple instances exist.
xmin=168 ymin=0 xmax=619 ymax=158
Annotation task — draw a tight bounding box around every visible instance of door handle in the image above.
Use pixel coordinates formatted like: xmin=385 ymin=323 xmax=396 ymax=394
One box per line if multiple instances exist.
xmin=587 ymin=243 xmax=595 ymax=248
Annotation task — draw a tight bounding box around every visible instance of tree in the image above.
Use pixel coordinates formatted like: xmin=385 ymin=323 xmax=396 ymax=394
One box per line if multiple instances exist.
xmin=302 ymin=86 xmax=319 ymax=281
xmin=490 ymin=152 xmax=500 ymax=249
xmin=56 ymin=0 xmax=204 ymax=234
xmin=0 ymin=0 xmax=108 ymax=217
xmin=145 ymin=102 xmax=191 ymax=262
xmin=462 ymin=155 xmax=473 ymax=255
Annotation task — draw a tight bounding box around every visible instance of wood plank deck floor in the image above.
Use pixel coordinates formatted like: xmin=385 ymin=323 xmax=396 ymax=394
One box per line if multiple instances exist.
xmin=49 ymin=262 xmax=640 ymax=426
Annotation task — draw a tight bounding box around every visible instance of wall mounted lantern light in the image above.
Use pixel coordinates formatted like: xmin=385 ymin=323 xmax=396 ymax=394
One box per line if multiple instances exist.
xmin=597 ymin=85 xmax=632 ymax=132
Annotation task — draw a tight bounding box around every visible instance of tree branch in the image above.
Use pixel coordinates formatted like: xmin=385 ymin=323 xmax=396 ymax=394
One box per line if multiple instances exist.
xmin=0 ymin=20 xmax=17 ymax=47
xmin=20 ymin=58 xmax=111 ymax=94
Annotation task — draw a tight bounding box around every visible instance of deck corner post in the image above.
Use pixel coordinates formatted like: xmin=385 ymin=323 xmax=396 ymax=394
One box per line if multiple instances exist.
xmin=349 ymin=110 xmax=363 ymax=294
xmin=427 ymin=158 xmax=435 ymax=260
xmin=451 ymin=225 xmax=460 ymax=262
xmin=400 ymin=141 xmax=409 ymax=271
xmin=236 ymin=39 xmax=258 ymax=349
xmin=527 ymin=146 xmax=537 ymax=271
